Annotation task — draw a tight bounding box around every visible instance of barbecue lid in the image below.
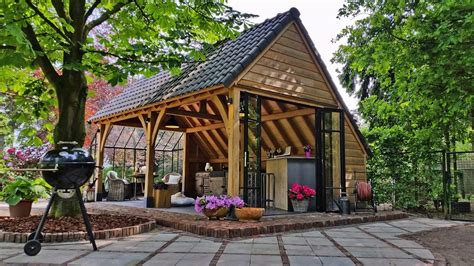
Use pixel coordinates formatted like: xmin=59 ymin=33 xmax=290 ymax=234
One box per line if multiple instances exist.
xmin=40 ymin=142 xmax=96 ymax=188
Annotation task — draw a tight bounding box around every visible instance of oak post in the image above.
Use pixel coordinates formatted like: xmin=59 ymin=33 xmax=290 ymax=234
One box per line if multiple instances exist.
xmin=139 ymin=110 xmax=166 ymax=208
xmin=227 ymin=88 xmax=241 ymax=196
xmin=95 ymin=123 xmax=111 ymax=201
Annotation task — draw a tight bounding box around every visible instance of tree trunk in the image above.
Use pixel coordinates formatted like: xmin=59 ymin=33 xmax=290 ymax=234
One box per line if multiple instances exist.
xmin=50 ymin=70 xmax=88 ymax=218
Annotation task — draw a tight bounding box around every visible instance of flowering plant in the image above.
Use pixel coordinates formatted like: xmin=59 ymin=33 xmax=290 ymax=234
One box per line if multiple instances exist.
xmin=303 ymin=145 xmax=312 ymax=152
xmin=288 ymin=183 xmax=316 ymax=201
xmin=194 ymin=195 xmax=245 ymax=214
xmin=2 ymin=146 xmax=49 ymax=169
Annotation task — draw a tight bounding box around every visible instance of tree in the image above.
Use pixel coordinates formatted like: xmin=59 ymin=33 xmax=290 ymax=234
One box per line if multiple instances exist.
xmin=1 ymin=0 xmax=253 ymax=217
xmin=333 ymin=0 xmax=473 ymax=208
xmin=1 ymin=0 xmax=252 ymax=146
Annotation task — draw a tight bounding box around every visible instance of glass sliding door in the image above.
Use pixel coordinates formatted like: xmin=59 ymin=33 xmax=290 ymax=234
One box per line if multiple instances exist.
xmin=241 ymin=93 xmax=263 ymax=207
xmin=315 ymin=108 xmax=345 ymax=212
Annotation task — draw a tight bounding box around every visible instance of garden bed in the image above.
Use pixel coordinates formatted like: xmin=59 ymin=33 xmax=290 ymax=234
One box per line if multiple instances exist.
xmin=0 ymin=214 xmax=156 ymax=243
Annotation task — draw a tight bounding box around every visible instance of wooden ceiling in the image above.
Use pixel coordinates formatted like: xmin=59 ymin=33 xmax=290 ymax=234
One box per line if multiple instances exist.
xmin=112 ymin=96 xmax=316 ymax=161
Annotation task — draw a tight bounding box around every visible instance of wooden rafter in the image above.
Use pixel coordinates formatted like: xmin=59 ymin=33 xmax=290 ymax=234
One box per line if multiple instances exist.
xmin=210 ymin=95 xmax=229 ymax=132
xmin=275 ymin=102 xmax=305 ymax=148
xmin=168 ymin=108 xmax=222 ymax=122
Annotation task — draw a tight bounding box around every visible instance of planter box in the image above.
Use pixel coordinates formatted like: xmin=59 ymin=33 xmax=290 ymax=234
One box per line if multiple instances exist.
xmin=153 ymin=189 xmax=171 ymax=208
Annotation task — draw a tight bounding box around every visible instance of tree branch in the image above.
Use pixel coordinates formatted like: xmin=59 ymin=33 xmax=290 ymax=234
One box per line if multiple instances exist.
xmin=25 ymin=0 xmax=72 ymax=43
xmin=22 ymin=24 xmax=61 ymax=89
xmin=0 ymin=45 xmax=16 ymax=50
xmin=84 ymin=0 xmax=101 ymax=21
xmin=51 ymin=0 xmax=71 ymax=23
xmin=84 ymin=0 xmax=131 ymax=33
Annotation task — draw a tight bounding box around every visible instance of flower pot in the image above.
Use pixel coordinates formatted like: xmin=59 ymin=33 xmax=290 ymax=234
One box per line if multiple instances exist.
xmin=9 ymin=200 xmax=33 ymax=217
xmin=304 ymin=151 xmax=311 ymax=158
xmin=235 ymin=207 xmax=264 ymax=222
xmin=291 ymin=199 xmax=309 ymax=213
xmin=203 ymin=207 xmax=229 ymax=220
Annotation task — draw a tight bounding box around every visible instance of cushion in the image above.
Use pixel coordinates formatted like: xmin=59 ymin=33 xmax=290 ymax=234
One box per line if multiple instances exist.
xmin=166 ymin=174 xmax=181 ymax=185
xmin=171 ymin=192 xmax=194 ymax=206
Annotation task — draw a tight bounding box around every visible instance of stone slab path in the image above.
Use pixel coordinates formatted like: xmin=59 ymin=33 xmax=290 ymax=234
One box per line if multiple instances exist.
xmin=0 ymin=218 xmax=467 ymax=265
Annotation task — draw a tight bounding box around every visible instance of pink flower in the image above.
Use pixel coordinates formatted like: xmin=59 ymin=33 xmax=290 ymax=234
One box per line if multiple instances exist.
xmin=7 ymin=148 xmax=15 ymax=154
xmin=296 ymin=193 xmax=304 ymax=200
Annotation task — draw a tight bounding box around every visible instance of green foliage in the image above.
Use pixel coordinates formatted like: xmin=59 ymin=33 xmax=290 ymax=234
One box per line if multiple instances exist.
xmin=0 ymin=0 xmax=254 ymax=146
xmin=0 ymin=175 xmax=51 ymax=205
xmin=334 ymin=0 xmax=473 ymax=209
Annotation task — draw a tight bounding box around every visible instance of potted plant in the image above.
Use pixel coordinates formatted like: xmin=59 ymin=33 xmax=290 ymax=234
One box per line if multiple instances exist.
xmin=194 ymin=195 xmax=232 ymax=220
xmin=289 ymin=183 xmax=316 ymax=212
xmin=0 ymin=175 xmax=50 ymax=217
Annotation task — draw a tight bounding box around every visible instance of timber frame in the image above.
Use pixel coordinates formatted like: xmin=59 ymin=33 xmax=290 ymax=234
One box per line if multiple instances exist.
xmin=91 ymin=8 xmax=370 ymax=208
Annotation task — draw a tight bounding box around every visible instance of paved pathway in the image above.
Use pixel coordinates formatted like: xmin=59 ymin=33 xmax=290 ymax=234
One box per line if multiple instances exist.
xmin=0 ymin=218 xmax=467 ymax=265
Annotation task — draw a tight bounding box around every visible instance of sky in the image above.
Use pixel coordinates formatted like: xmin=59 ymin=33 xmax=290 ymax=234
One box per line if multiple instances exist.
xmin=228 ymin=0 xmax=358 ymax=111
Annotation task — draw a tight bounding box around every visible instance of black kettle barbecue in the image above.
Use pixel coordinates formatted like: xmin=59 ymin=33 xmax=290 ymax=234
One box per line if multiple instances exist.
xmin=23 ymin=141 xmax=98 ymax=256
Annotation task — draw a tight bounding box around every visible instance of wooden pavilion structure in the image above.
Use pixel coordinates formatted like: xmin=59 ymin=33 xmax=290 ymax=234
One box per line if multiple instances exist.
xmin=90 ymin=8 xmax=370 ymax=211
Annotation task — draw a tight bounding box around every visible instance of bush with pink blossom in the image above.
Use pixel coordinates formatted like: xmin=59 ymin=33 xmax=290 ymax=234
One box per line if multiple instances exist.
xmin=288 ymin=183 xmax=316 ymax=201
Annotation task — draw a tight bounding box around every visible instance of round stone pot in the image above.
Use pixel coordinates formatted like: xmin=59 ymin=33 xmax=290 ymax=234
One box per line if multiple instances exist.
xmin=235 ymin=207 xmax=265 ymax=222
xmin=291 ymin=199 xmax=309 ymax=213
xmin=9 ymin=200 xmax=33 ymax=217
xmin=203 ymin=208 xmax=229 ymax=220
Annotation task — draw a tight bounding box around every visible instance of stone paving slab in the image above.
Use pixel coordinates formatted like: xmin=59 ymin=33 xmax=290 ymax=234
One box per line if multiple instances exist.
xmin=69 ymin=251 xmax=149 ymax=266
xmin=358 ymin=258 xmax=426 ymax=266
xmin=0 ymin=218 xmax=469 ymax=265
xmin=4 ymin=249 xmax=88 ymax=264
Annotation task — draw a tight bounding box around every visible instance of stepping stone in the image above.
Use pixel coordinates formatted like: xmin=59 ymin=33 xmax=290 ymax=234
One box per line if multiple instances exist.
xmin=217 ymin=254 xmax=251 ymax=266
xmin=101 ymin=240 xmax=167 ymax=252
xmin=332 ymin=238 xmax=390 ymax=248
xmin=387 ymin=239 xmax=424 ymax=249
xmin=311 ymin=245 xmax=345 ymax=257
xmin=253 ymin=237 xmax=277 ymax=244
xmin=250 ymin=255 xmax=282 ymax=266
xmin=405 ymin=248 xmax=435 ymax=260
xmin=282 ymin=236 xmax=308 ymax=245
xmin=162 ymin=242 xmax=197 ymax=253
xmin=70 ymin=251 xmax=149 ymax=266
xmin=251 ymin=243 xmax=280 ymax=255
xmin=224 ymin=243 xmax=253 ymax=254
xmin=344 ymin=246 xmax=413 ymax=259
xmin=143 ymin=253 xmax=186 ymax=266
xmin=5 ymin=250 xmax=88 ymax=265
xmin=319 ymin=256 xmax=355 ymax=266
xmin=176 ymin=253 xmax=215 ymax=266
xmin=288 ymin=255 xmax=322 ymax=265
xmin=358 ymin=258 xmax=426 ymax=266
xmin=284 ymin=244 xmax=314 ymax=256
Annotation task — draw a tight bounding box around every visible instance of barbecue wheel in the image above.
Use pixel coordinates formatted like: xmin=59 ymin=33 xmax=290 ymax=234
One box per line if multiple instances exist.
xmin=28 ymin=232 xmax=44 ymax=243
xmin=24 ymin=240 xmax=41 ymax=256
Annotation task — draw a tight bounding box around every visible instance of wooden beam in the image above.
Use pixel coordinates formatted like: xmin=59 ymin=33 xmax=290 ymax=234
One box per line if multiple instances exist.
xmin=92 ymin=86 xmax=227 ymax=124
xmin=211 ymin=95 xmax=229 ymax=132
xmin=186 ymin=122 xmax=226 ymax=133
xmin=95 ymin=123 xmax=112 ymax=201
xmin=199 ymin=100 xmax=207 ymax=113
xmin=262 ymin=108 xmax=314 ymax=122
xmin=141 ymin=110 xmax=166 ymax=207
xmin=183 ymin=105 xmax=225 ymax=158
xmin=167 ymin=108 xmax=222 ymax=122
xmin=227 ymin=87 xmax=240 ymax=196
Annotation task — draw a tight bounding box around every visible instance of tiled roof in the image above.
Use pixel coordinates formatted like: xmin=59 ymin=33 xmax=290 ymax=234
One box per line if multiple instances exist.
xmin=91 ymin=8 xmax=301 ymax=121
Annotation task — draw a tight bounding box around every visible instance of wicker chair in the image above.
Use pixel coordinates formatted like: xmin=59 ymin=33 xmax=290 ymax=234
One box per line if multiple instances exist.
xmin=106 ymin=171 xmax=132 ymax=201
xmin=163 ymin=172 xmax=182 ymax=196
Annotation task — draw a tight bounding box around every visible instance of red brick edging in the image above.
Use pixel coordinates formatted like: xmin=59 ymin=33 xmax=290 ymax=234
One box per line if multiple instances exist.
xmin=0 ymin=220 xmax=156 ymax=243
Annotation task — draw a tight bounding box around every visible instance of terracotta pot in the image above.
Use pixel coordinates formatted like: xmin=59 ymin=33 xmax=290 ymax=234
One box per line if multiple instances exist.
xmin=9 ymin=200 xmax=33 ymax=217
xmin=203 ymin=207 xmax=229 ymax=220
xmin=235 ymin=207 xmax=265 ymax=222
